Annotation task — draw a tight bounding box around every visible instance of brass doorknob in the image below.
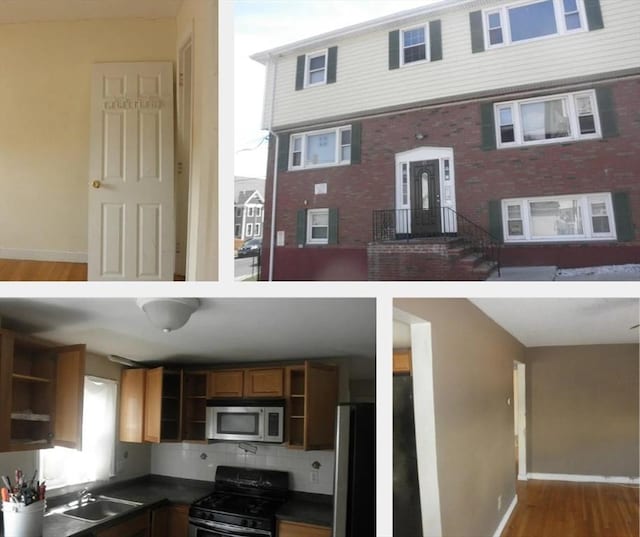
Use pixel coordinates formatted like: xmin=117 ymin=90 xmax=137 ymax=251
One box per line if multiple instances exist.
xmin=92 ymin=180 xmax=101 ymax=189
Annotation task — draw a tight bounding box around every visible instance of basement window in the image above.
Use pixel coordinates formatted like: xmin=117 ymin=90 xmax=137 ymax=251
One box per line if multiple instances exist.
xmin=40 ymin=377 xmax=117 ymax=489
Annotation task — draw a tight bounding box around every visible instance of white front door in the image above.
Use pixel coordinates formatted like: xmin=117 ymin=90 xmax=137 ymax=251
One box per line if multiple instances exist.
xmin=88 ymin=62 xmax=175 ymax=280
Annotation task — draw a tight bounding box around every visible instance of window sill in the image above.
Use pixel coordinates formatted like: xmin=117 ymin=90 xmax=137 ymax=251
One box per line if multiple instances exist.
xmin=497 ymin=134 xmax=601 ymax=150
xmin=288 ymin=162 xmax=350 ymax=172
xmin=504 ymin=238 xmax=618 ymax=245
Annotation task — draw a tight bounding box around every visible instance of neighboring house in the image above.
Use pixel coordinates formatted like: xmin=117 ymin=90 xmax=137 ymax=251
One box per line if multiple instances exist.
xmin=234 ymin=177 xmax=266 ymax=240
xmin=252 ymin=0 xmax=640 ymax=281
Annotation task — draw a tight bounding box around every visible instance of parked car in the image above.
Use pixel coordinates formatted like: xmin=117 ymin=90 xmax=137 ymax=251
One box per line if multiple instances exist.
xmin=237 ymin=238 xmax=262 ymax=257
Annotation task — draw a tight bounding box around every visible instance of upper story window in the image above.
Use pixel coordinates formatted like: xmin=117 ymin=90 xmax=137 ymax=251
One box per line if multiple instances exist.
xmin=306 ymin=50 xmax=327 ymax=86
xmin=289 ymin=126 xmax=352 ymax=170
xmin=494 ymin=90 xmax=600 ymax=148
xmin=484 ymin=0 xmax=585 ymax=48
xmin=247 ymin=207 xmax=254 ymax=217
xmin=401 ymin=26 xmax=428 ymax=65
xmin=295 ymin=46 xmax=338 ymax=91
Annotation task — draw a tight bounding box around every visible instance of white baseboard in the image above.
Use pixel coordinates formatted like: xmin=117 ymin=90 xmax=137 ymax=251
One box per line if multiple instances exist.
xmin=492 ymin=494 xmax=517 ymax=537
xmin=527 ymin=472 xmax=640 ymax=485
xmin=517 ymin=473 xmax=528 ymax=481
xmin=0 ymin=248 xmax=87 ymax=263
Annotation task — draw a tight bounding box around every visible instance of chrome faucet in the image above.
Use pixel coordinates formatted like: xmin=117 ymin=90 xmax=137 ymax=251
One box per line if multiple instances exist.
xmin=78 ymin=488 xmax=92 ymax=503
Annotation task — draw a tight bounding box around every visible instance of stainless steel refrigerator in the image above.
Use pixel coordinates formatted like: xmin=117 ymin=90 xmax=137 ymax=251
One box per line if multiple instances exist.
xmin=332 ymin=402 xmax=375 ymax=537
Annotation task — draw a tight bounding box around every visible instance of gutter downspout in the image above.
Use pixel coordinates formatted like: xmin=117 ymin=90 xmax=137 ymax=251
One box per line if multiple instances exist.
xmin=266 ymin=54 xmax=279 ymax=281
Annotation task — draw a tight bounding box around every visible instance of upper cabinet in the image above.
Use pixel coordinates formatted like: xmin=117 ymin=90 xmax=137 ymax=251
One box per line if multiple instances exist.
xmin=0 ymin=330 xmax=85 ymax=452
xmin=207 ymin=369 xmax=244 ymax=398
xmin=182 ymin=371 xmax=207 ymax=442
xmin=244 ymin=368 xmax=284 ymax=398
xmin=393 ymin=349 xmax=412 ymax=374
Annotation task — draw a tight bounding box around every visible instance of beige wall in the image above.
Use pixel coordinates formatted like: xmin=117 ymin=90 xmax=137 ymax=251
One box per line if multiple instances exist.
xmin=0 ymin=18 xmax=176 ymax=259
xmin=0 ymin=353 xmax=150 ymax=496
xmin=525 ymin=344 xmax=640 ymax=477
xmin=395 ymin=299 xmax=524 ymax=537
xmin=177 ymin=0 xmax=218 ymax=281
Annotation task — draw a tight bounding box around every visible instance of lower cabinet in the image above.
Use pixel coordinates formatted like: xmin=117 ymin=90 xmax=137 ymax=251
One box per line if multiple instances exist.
xmin=94 ymin=511 xmax=149 ymax=537
xmin=277 ymin=520 xmax=331 ymax=537
xmin=150 ymin=504 xmax=189 ymax=537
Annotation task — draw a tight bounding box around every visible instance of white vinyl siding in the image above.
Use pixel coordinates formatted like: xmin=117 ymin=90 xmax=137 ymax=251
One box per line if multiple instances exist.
xmin=263 ymin=1 xmax=639 ymax=129
xmin=502 ymin=192 xmax=616 ymax=242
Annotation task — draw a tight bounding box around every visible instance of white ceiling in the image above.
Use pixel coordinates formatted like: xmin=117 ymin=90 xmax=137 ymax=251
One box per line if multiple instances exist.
xmin=0 ymin=0 xmax=182 ymax=23
xmin=0 ymin=298 xmax=376 ymax=377
xmin=394 ymin=299 xmax=639 ymax=348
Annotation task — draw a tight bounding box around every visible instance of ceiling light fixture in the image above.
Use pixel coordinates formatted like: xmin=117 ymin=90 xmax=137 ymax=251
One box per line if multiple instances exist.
xmin=136 ymin=298 xmax=200 ymax=333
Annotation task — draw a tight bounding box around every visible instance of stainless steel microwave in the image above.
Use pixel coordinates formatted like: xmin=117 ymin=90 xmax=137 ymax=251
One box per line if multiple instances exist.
xmin=206 ymin=400 xmax=285 ymax=443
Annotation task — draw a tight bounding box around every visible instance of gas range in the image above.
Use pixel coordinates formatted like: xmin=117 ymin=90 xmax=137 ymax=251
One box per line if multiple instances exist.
xmin=188 ymin=466 xmax=289 ymax=537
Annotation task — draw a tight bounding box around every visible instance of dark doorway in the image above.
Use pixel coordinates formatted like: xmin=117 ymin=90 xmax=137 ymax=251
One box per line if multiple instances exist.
xmin=409 ymin=160 xmax=441 ymax=236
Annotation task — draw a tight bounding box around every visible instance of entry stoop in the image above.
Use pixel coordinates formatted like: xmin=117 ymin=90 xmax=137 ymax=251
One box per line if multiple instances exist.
xmin=367 ymin=237 xmax=498 ymax=281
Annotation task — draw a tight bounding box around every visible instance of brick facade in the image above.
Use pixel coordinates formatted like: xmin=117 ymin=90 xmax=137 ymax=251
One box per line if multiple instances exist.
xmin=261 ymin=77 xmax=640 ymax=280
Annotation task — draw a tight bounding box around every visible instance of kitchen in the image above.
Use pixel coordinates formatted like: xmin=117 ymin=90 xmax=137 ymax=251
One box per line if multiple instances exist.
xmin=0 ymin=298 xmax=376 ymax=537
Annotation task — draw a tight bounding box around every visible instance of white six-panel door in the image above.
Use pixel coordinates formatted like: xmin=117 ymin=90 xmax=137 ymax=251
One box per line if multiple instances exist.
xmin=88 ymin=62 xmax=175 ymax=280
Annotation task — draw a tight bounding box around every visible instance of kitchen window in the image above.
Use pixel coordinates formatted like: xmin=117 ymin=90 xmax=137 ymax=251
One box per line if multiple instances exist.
xmin=306 ymin=50 xmax=327 ymax=86
xmin=502 ymin=193 xmax=616 ymax=242
xmin=40 ymin=377 xmax=117 ymax=489
xmin=495 ymin=90 xmax=600 ymax=147
xmin=484 ymin=0 xmax=585 ymax=48
xmin=307 ymin=209 xmax=329 ymax=244
xmin=401 ymin=25 xmax=428 ymax=65
xmin=289 ymin=126 xmax=352 ymax=170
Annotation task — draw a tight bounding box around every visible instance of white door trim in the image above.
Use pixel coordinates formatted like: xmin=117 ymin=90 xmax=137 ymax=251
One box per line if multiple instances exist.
xmin=394 ymin=146 xmax=457 ymax=235
xmin=515 ymin=361 xmax=527 ymax=480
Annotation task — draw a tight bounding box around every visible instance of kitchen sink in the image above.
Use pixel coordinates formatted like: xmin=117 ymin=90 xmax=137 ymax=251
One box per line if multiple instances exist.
xmin=60 ymin=496 xmax=142 ymax=522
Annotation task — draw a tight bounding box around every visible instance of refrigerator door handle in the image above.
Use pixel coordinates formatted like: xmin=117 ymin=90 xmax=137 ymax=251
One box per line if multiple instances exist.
xmin=332 ymin=405 xmax=350 ymax=537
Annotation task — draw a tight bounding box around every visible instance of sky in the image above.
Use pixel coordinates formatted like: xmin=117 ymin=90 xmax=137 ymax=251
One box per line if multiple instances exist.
xmin=233 ymin=0 xmax=439 ymax=178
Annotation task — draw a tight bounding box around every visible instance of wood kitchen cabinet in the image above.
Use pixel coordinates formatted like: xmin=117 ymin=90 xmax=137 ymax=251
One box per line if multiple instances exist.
xmin=207 ymin=369 xmax=244 ymax=398
xmin=393 ymin=349 xmax=412 ymax=374
xmin=285 ymin=361 xmax=338 ymax=450
xmin=95 ymin=511 xmax=149 ymax=537
xmin=277 ymin=520 xmax=331 ymax=537
xmin=151 ymin=504 xmax=189 ymax=537
xmin=182 ymin=371 xmax=207 ymax=441
xmin=0 ymin=330 xmax=85 ymax=452
xmin=120 ymin=368 xmax=146 ymax=442
xmin=244 ymin=367 xmax=284 ymax=397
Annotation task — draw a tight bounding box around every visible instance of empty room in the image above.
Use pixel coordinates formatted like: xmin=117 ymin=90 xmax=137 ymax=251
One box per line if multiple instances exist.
xmin=393 ymin=297 xmax=639 ymax=537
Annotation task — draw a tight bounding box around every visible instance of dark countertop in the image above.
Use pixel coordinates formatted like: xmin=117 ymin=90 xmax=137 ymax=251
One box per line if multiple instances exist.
xmin=277 ymin=492 xmax=333 ymax=528
xmin=1 ymin=475 xmax=214 ymax=537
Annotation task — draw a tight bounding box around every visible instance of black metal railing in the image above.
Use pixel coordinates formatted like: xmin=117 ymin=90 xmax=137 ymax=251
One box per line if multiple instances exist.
xmin=372 ymin=207 xmax=501 ymax=276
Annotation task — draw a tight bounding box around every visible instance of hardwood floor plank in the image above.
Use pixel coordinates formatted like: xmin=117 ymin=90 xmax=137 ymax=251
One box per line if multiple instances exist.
xmin=502 ymin=481 xmax=640 ymax=537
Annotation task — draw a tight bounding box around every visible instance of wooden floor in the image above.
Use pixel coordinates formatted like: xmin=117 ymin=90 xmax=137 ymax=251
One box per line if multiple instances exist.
xmin=502 ymin=480 xmax=640 ymax=537
xmin=0 ymin=259 xmax=87 ymax=281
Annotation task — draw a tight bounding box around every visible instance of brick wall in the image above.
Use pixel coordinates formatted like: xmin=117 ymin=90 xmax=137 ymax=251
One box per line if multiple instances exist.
xmin=261 ymin=77 xmax=640 ymax=279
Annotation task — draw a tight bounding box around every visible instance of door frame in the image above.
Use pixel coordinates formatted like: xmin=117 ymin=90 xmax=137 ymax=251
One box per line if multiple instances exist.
xmin=395 ymin=147 xmax=457 ymax=236
xmin=514 ymin=360 xmax=527 ymax=480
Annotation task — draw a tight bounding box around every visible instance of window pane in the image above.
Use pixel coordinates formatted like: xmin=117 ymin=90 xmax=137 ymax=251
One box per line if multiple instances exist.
xmin=578 ymin=115 xmax=596 ymax=135
xmin=499 ymin=108 xmax=513 ymax=125
xmin=501 ymin=125 xmax=515 ymax=143
xmin=489 ymin=28 xmax=504 ymax=45
xmin=293 ymin=137 xmax=302 ymax=151
xmin=309 ymin=70 xmax=325 ymax=84
xmin=521 ymin=99 xmax=570 ymax=141
xmin=341 ymin=145 xmax=351 ymax=161
xmin=341 ymin=129 xmax=351 ymax=145
xmin=563 ymin=0 xmax=578 ymax=12
xmin=403 ymin=28 xmax=425 ymax=46
xmin=575 ymin=96 xmax=593 ymax=115
xmin=509 ymin=0 xmax=558 ymax=42
xmin=508 ymin=221 xmax=524 ymax=235
xmin=309 ymin=55 xmax=325 ymax=70
xmin=591 ymin=202 xmax=611 ymax=233
xmin=292 ymin=152 xmax=301 ymax=166
xmin=488 ymin=13 xmax=502 ymax=28
xmin=507 ymin=205 xmax=522 ymax=219
xmin=311 ymin=212 xmax=328 ymax=226
xmin=529 ymin=199 xmax=583 ymax=237
xmin=311 ymin=227 xmax=328 ymax=239
xmin=565 ymin=12 xmax=581 ymax=29
xmin=403 ymin=45 xmax=426 ymax=63
xmin=306 ymin=132 xmax=336 ymax=165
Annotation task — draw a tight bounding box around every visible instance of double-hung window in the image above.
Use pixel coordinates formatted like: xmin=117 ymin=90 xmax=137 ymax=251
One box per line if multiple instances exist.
xmin=495 ymin=90 xmax=600 ymax=148
xmin=306 ymin=50 xmax=327 ymax=87
xmin=307 ymin=209 xmax=329 ymax=244
xmin=401 ymin=25 xmax=428 ymax=65
xmin=502 ymin=193 xmax=616 ymax=242
xmin=485 ymin=0 xmax=585 ymax=48
xmin=289 ymin=126 xmax=352 ymax=170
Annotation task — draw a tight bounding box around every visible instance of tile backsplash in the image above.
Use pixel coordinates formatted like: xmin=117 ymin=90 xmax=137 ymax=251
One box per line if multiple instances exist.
xmin=151 ymin=442 xmax=335 ymax=495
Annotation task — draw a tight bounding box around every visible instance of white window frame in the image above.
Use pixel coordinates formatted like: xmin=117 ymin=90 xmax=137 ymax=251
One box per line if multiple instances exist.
xmin=256 ymin=206 xmax=262 ymax=217
xmin=307 ymin=208 xmax=329 ymax=244
xmin=235 ymin=207 xmax=242 ymax=217
xmin=495 ymin=89 xmax=601 ymax=148
xmin=305 ymin=49 xmax=328 ymax=88
xmin=289 ymin=125 xmax=352 ymax=170
xmin=246 ymin=223 xmax=253 ymax=236
xmin=255 ymin=223 xmax=262 ymax=237
xmin=484 ymin=0 xmax=586 ymax=49
xmin=400 ymin=24 xmax=430 ymax=67
xmin=501 ymin=192 xmax=617 ymax=243
xmin=247 ymin=206 xmax=254 ymax=217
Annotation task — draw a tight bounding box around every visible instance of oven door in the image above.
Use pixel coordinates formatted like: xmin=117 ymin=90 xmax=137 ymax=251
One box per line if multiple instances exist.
xmin=188 ymin=518 xmax=272 ymax=537
xmin=207 ymin=406 xmax=265 ymax=442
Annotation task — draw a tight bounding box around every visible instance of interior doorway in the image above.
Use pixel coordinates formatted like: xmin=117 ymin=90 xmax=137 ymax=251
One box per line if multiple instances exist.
xmin=176 ymin=37 xmax=194 ymax=278
xmin=513 ymin=361 xmax=527 ymax=480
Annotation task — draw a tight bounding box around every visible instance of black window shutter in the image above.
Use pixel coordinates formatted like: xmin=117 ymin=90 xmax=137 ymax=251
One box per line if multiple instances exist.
xmin=277 ymin=134 xmax=290 ymax=172
xmin=327 ymin=46 xmax=338 ymax=84
xmin=350 ymin=122 xmax=362 ymax=165
xmin=488 ymin=200 xmax=504 ymax=242
xmin=469 ymin=11 xmax=485 ymax=53
xmin=584 ymin=0 xmax=604 ymax=31
xmin=296 ymin=209 xmax=307 ymax=245
xmin=429 ymin=20 xmax=443 ymax=61
xmin=613 ymin=192 xmax=634 ymax=242
xmin=328 ymin=208 xmax=339 ymax=245
xmin=480 ymin=103 xmax=496 ymax=151
xmin=388 ymin=30 xmax=400 ymax=70
xmin=295 ymin=55 xmax=305 ymax=90
xmin=596 ymin=86 xmax=618 ymax=138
